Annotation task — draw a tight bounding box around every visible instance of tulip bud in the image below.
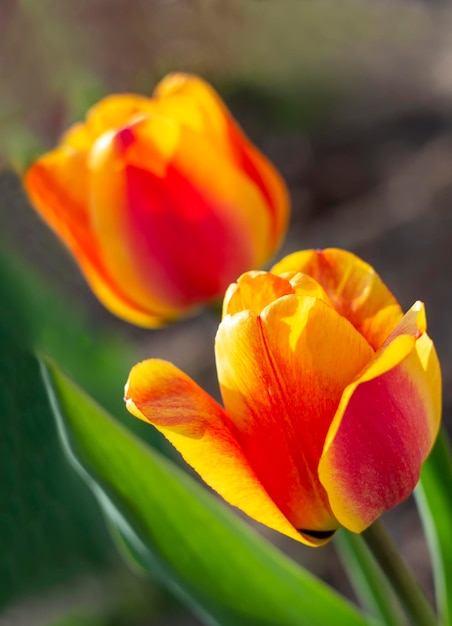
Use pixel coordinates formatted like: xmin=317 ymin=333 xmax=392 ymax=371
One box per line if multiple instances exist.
xmin=24 ymin=73 xmax=289 ymax=327
xmin=125 ymin=249 xmax=441 ymax=546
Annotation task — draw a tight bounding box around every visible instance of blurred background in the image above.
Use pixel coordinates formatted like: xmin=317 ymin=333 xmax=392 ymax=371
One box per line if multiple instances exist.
xmin=1 ymin=0 xmax=452 ymax=624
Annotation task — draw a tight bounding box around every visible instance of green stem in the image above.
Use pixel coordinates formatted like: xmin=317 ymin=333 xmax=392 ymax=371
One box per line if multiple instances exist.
xmin=362 ymin=519 xmax=437 ymax=626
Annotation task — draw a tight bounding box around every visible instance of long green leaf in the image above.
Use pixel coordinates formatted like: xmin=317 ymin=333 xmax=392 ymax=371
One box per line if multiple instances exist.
xmin=335 ymin=530 xmax=404 ymax=626
xmin=40 ymin=357 xmax=377 ymax=626
xmin=415 ymin=429 xmax=452 ymax=626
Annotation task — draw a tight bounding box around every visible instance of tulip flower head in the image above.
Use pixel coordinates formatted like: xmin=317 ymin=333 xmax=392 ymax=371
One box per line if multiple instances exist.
xmin=125 ymin=248 xmax=441 ymax=546
xmin=24 ymin=73 xmax=289 ymax=327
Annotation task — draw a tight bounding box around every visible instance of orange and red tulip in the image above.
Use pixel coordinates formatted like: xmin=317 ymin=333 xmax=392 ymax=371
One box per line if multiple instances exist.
xmin=125 ymin=248 xmax=441 ymax=546
xmin=24 ymin=73 xmax=289 ymax=327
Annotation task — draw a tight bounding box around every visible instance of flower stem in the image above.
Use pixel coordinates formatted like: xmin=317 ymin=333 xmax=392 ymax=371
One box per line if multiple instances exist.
xmin=362 ymin=519 xmax=437 ymax=626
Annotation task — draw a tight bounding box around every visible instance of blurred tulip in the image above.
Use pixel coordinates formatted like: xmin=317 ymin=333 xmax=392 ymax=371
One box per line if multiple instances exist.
xmin=23 ymin=73 xmax=289 ymax=327
xmin=125 ymin=248 xmax=441 ymax=546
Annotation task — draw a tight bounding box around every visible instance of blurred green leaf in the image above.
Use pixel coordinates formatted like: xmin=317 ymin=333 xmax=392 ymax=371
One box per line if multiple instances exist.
xmin=46 ymin=614 xmax=108 ymax=626
xmin=0 ymin=247 xmax=132 ymax=418
xmin=415 ymin=429 xmax=452 ymax=626
xmin=335 ymin=531 xmax=404 ymax=626
xmin=0 ymin=255 xmax=116 ymax=608
xmin=40 ymin=357 xmax=377 ymax=626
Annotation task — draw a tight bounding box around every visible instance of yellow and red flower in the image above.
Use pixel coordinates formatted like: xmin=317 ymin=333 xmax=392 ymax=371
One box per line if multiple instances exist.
xmin=24 ymin=73 xmax=289 ymax=327
xmin=125 ymin=249 xmax=441 ymax=546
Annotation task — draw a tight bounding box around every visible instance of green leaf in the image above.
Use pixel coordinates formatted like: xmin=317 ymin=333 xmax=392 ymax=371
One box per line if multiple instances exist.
xmin=335 ymin=531 xmax=404 ymax=626
xmin=45 ymin=614 xmax=107 ymax=626
xmin=0 ymin=243 xmax=132 ymax=418
xmin=40 ymin=357 xmax=377 ymax=626
xmin=415 ymin=429 xmax=452 ymax=626
xmin=0 ymin=253 xmax=117 ymax=608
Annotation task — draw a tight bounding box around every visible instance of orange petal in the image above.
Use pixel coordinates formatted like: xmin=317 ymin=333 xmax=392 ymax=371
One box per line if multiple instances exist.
xmin=88 ymin=119 xmax=194 ymax=316
xmin=61 ymin=74 xmax=244 ymax=157
xmin=152 ymin=73 xmax=230 ymax=144
xmin=224 ymin=119 xmax=289 ymax=253
xmin=319 ymin=302 xmax=441 ymax=532
xmin=125 ymin=359 xmax=308 ymax=544
xmin=62 ymin=122 xmax=93 ymax=151
xmin=89 ymin=117 xmax=271 ymax=309
xmin=272 ymin=249 xmax=403 ymax=350
xmin=223 ymin=270 xmax=332 ymax=318
xmin=24 ymin=147 xmax=91 ymax=254
xmin=24 ymin=148 xmax=170 ymax=327
xmin=415 ymin=332 xmax=442 ymax=433
xmin=154 ymin=73 xmax=289 ymax=252
xmin=223 ymin=271 xmax=295 ymax=317
xmin=172 ymin=124 xmax=276 ymax=269
xmin=216 ymin=294 xmax=374 ymax=538
xmin=66 ymin=93 xmax=154 ymax=148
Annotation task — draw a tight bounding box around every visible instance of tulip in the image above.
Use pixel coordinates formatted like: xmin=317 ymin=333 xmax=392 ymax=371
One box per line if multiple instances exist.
xmin=125 ymin=248 xmax=441 ymax=546
xmin=24 ymin=73 xmax=289 ymax=327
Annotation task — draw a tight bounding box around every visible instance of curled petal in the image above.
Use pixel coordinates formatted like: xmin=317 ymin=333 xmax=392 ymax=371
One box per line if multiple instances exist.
xmin=125 ymin=359 xmax=305 ymax=544
xmin=222 ymin=270 xmax=331 ymax=318
xmin=272 ymin=248 xmax=403 ymax=350
xmin=319 ymin=302 xmax=442 ymax=532
xmin=223 ymin=271 xmax=296 ymax=317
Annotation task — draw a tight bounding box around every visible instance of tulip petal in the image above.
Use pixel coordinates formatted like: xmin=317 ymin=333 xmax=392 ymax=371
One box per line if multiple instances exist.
xmin=125 ymin=359 xmax=308 ymax=544
xmin=415 ymin=332 xmax=442 ymax=428
xmin=88 ymin=119 xmax=197 ymax=316
xmin=272 ymin=249 xmax=403 ymax=350
xmin=225 ymin=121 xmax=289 ymax=252
xmin=222 ymin=271 xmax=331 ymax=318
xmin=89 ymin=117 xmax=276 ymax=310
xmin=64 ymin=94 xmax=154 ymax=149
xmin=216 ymin=294 xmax=374 ymax=536
xmin=152 ymin=73 xmax=229 ymax=143
xmin=62 ymin=122 xmax=93 ymax=151
xmin=24 ymin=147 xmax=91 ymax=252
xmin=172 ymin=124 xmax=275 ymax=269
xmin=154 ymin=73 xmax=289 ymax=249
xmin=223 ymin=271 xmax=296 ymax=317
xmin=24 ymin=147 xmax=176 ymax=327
xmin=319 ymin=302 xmax=442 ymax=533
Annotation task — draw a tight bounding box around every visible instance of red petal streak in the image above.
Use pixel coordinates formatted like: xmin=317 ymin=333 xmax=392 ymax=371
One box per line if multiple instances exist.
xmin=124 ymin=163 xmax=253 ymax=306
